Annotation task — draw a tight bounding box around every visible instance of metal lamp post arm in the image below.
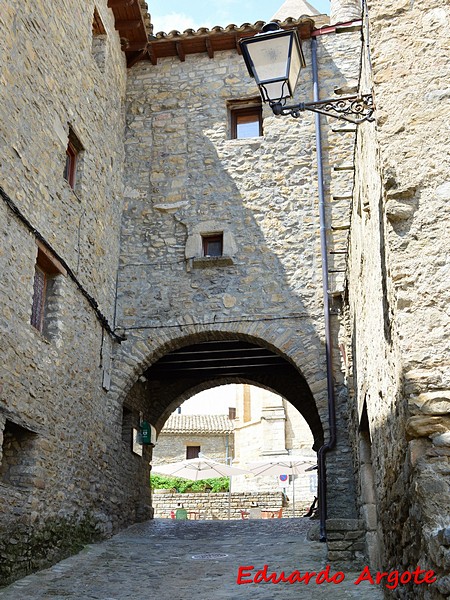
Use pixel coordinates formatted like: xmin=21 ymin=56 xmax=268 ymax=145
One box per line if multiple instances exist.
xmin=270 ymin=93 xmax=374 ymax=124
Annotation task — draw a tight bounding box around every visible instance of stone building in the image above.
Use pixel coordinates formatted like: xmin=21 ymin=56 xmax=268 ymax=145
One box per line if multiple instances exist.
xmin=152 ymin=385 xmax=317 ymax=502
xmin=232 ymin=384 xmax=317 ymax=501
xmin=0 ymin=0 xmax=449 ymax=597
xmin=152 ymin=413 xmax=234 ymax=465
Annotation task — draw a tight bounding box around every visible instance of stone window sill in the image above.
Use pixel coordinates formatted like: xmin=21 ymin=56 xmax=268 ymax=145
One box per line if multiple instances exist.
xmin=191 ymin=256 xmax=234 ymax=269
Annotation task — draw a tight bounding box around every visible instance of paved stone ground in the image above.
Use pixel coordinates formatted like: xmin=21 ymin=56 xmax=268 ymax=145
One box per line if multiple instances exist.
xmin=0 ymin=519 xmax=385 ymax=599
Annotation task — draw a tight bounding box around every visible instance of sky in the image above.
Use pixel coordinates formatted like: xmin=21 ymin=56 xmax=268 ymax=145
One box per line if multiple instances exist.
xmin=150 ymin=0 xmax=330 ymax=34
xmin=180 ymin=385 xmax=237 ymax=415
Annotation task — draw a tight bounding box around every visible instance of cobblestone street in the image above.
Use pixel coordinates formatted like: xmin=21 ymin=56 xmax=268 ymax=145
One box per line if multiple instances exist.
xmin=0 ymin=519 xmax=384 ymax=600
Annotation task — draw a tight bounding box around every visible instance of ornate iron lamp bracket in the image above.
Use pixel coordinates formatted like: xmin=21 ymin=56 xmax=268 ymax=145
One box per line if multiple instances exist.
xmin=271 ymin=94 xmax=375 ymax=125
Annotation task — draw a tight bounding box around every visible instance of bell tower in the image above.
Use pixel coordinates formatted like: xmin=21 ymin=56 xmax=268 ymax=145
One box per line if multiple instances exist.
xmin=271 ymin=0 xmax=321 ymax=21
xmin=330 ymin=0 xmax=361 ymax=24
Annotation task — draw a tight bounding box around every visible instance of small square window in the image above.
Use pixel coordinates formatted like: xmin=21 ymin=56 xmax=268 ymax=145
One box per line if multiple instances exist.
xmin=230 ymin=104 xmax=263 ymax=139
xmin=31 ymin=244 xmax=66 ymax=337
xmin=64 ymin=128 xmax=83 ymax=189
xmin=64 ymin=142 xmax=78 ymax=188
xmin=186 ymin=445 xmax=201 ymax=460
xmin=202 ymin=233 xmax=223 ymax=257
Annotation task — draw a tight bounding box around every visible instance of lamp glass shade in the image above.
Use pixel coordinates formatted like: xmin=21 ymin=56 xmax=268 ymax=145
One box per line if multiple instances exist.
xmin=240 ymin=29 xmax=305 ymax=104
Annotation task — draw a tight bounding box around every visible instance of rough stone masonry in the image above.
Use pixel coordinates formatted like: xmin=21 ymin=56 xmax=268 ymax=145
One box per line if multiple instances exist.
xmin=0 ymin=0 xmax=448 ymax=598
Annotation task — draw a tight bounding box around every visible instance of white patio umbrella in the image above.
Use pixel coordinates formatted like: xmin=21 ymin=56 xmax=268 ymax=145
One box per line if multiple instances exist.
xmin=246 ymin=456 xmax=317 ymax=517
xmin=151 ymin=456 xmax=249 ymax=480
xmin=151 ymin=456 xmax=249 ymax=519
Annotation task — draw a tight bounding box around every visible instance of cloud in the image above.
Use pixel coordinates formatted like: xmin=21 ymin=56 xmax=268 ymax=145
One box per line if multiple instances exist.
xmin=151 ymin=12 xmax=214 ymax=34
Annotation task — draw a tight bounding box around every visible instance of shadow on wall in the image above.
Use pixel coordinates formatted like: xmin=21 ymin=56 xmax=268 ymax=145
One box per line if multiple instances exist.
xmin=114 ymin=72 xmax=359 ymax=523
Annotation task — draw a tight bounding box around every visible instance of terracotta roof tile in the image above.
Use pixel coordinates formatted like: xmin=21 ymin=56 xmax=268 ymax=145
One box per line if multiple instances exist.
xmin=150 ymin=17 xmax=322 ymax=39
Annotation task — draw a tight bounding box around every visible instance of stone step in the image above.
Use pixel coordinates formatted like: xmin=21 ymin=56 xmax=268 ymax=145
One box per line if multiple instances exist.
xmin=334 ymin=163 xmax=355 ymax=171
xmin=331 ymin=223 xmax=350 ymax=230
xmin=332 ymin=194 xmax=353 ymax=201
xmin=332 ymin=125 xmax=357 ymax=133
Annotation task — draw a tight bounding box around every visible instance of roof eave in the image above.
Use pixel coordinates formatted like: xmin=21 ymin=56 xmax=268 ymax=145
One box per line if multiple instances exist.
xmin=126 ymin=16 xmax=328 ymax=66
xmin=108 ymin=0 xmax=151 ymax=67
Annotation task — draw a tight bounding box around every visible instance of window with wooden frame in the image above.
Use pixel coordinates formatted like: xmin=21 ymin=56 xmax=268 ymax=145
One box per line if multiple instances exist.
xmin=31 ymin=243 xmax=66 ymax=337
xmin=230 ymin=100 xmax=263 ymax=139
xmin=63 ymin=128 xmax=83 ymax=189
xmin=186 ymin=445 xmax=201 ymax=460
xmin=202 ymin=233 xmax=223 ymax=257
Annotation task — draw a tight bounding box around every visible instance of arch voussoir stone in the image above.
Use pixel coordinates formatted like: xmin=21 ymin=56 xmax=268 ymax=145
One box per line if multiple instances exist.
xmin=114 ymin=321 xmax=329 ymax=452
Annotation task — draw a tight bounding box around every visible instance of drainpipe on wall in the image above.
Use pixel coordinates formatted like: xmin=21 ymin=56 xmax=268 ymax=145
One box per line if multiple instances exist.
xmin=311 ymin=35 xmax=337 ymax=543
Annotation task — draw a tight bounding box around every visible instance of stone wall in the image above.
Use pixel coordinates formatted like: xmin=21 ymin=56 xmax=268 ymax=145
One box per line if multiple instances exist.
xmin=152 ymin=431 xmax=233 ymax=465
xmin=347 ymin=0 xmax=450 ymax=597
xmin=152 ymin=490 xmax=308 ymax=520
xmin=0 ymin=0 xmax=137 ymax=586
xmin=326 ymin=518 xmax=366 ymax=567
xmin=113 ymin=24 xmax=364 ymax=524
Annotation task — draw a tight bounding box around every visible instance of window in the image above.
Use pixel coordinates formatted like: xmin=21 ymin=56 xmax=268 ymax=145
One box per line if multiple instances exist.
xmin=185 ymin=220 xmax=237 ymax=268
xmin=186 ymin=446 xmax=200 ymax=460
xmin=122 ymin=406 xmax=133 ymax=447
xmin=202 ymin=233 xmax=223 ymax=257
xmin=31 ymin=244 xmax=65 ymax=337
xmin=63 ymin=128 xmax=83 ymax=189
xmin=0 ymin=420 xmax=37 ymax=488
xmin=92 ymin=7 xmax=107 ymax=72
xmin=230 ymin=101 xmax=263 ymax=139
xmin=64 ymin=141 xmax=77 ymax=188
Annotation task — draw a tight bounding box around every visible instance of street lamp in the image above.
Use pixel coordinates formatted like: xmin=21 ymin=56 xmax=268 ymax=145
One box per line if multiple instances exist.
xmin=239 ymin=23 xmax=374 ymax=124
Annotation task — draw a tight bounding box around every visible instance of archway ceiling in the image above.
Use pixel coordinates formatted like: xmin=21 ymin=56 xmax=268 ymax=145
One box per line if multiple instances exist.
xmin=145 ymin=339 xmax=290 ymax=379
xmin=143 ymin=339 xmax=324 ymax=450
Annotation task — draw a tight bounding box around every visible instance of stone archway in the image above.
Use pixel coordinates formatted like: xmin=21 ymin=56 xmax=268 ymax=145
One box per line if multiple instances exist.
xmin=111 ymin=323 xmax=330 ymax=423
xmin=144 ymin=339 xmax=324 ymax=451
xmin=110 ymin=323 xmax=357 ymax=530
xmin=115 ymin=327 xmax=327 ymax=446
xmin=114 ymin=327 xmax=327 ymax=524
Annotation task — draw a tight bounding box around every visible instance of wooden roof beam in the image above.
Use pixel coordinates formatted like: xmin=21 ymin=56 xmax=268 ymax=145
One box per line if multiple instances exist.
xmin=147 ymin=43 xmax=157 ymax=65
xmin=115 ymin=19 xmax=142 ymax=30
xmin=234 ymin=34 xmax=242 ymax=55
xmin=108 ymin=0 xmax=135 ymax=6
xmin=205 ymin=37 xmax=214 ymax=58
xmin=176 ymin=42 xmax=185 ymax=62
xmin=127 ymin=47 xmax=149 ymax=68
xmin=124 ymin=41 xmax=150 ymax=51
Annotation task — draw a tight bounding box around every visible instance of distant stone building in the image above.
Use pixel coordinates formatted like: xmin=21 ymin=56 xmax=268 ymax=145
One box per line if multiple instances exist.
xmin=152 ymin=414 xmax=234 ymax=465
xmin=0 ymin=0 xmax=449 ymax=597
xmin=232 ymin=385 xmax=317 ymax=501
xmin=152 ymin=385 xmax=317 ymax=502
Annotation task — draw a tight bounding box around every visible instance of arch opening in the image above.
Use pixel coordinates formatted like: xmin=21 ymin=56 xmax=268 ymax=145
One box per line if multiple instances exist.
xmin=133 ymin=337 xmax=324 ymax=451
xmin=151 ymin=383 xmax=318 ymax=513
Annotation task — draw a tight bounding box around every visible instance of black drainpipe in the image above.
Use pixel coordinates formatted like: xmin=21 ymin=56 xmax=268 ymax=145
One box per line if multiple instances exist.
xmin=311 ymin=35 xmax=337 ymax=543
